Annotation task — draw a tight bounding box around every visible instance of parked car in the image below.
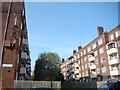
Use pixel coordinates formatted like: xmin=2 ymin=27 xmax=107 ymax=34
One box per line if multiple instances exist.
xmin=28 ymin=88 xmax=54 ymax=90
xmin=98 ymin=79 xmax=120 ymax=90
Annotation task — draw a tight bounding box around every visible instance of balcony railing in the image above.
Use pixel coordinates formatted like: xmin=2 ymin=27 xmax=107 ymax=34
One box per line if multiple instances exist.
xmin=110 ymin=70 xmax=120 ymax=76
xmin=20 ymin=67 xmax=26 ymax=74
xmin=109 ymin=58 xmax=120 ymax=65
xmin=89 ymin=64 xmax=96 ymax=70
xmin=107 ymin=48 xmax=118 ymax=55
xmin=88 ymin=57 xmax=95 ymax=62
xmin=22 ymin=38 xmax=28 ymax=45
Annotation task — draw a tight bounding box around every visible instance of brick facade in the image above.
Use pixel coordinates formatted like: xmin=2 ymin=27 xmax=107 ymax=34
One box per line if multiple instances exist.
xmin=61 ymin=25 xmax=120 ymax=82
xmin=1 ymin=1 xmax=31 ymax=88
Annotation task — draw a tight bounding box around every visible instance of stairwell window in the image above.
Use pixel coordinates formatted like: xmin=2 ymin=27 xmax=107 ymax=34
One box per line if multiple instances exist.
xmin=98 ymin=39 xmax=103 ymax=45
xmin=102 ymin=66 xmax=106 ymax=73
xmin=110 ymin=34 xmax=114 ymax=40
xmin=99 ymin=48 xmax=104 ymax=54
xmin=100 ymin=57 xmax=106 ymax=63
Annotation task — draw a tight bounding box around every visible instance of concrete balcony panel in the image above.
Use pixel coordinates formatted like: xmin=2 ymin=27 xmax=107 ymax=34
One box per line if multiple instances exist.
xmin=22 ymin=38 xmax=28 ymax=45
xmin=20 ymin=67 xmax=26 ymax=74
xmin=74 ymin=64 xmax=79 ymax=67
xmin=107 ymin=48 xmax=118 ymax=55
xmin=110 ymin=70 xmax=120 ymax=76
xmin=75 ymin=70 xmax=79 ymax=74
xmin=21 ymin=52 xmax=27 ymax=59
xmin=89 ymin=64 xmax=96 ymax=70
xmin=109 ymin=58 xmax=120 ymax=65
xmin=90 ymin=74 xmax=97 ymax=78
xmin=88 ymin=57 xmax=95 ymax=62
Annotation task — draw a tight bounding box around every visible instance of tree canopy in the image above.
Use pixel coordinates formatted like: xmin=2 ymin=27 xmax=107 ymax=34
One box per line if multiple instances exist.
xmin=34 ymin=52 xmax=63 ymax=81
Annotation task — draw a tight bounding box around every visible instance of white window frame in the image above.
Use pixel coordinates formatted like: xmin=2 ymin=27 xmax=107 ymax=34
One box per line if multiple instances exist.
xmin=98 ymin=39 xmax=103 ymax=45
xmin=92 ymin=43 xmax=96 ymax=49
xmin=99 ymin=48 xmax=104 ymax=54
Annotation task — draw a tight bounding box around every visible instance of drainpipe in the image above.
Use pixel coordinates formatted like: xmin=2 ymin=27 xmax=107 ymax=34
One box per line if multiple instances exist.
xmin=0 ymin=0 xmax=12 ymax=88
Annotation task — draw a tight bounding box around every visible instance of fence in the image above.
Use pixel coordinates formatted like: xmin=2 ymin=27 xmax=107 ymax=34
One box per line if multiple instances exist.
xmin=62 ymin=81 xmax=107 ymax=88
xmin=14 ymin=80 xmax=61 ymax=89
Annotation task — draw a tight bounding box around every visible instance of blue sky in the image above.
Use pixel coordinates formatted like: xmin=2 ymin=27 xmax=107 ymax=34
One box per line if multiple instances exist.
xmin=25 ymin=2 xmax=118 ymax=71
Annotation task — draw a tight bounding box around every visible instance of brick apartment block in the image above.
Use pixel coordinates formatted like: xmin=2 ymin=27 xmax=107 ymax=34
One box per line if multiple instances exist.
xmin=61 ymin=25 xmax=120 ymax=82
xmin=0 ymin=0 xmax=31 ymax=88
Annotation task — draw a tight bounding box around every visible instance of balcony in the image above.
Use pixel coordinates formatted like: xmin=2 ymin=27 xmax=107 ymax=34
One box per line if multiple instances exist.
xmin=88 ymin=57 xmax=95 ymax=62
xmin=90 ymin=74 xmax=97 ymax=78
xmin=109 ymin=58 xmax=120 ymax=65
xmin=107 ymin=48 xmax=118 ymax=55
xmin=20 ymin=67 xmax=26 ymax=74
xmin=74 ymin=64 xmax=79 ymax=67
xmin=89 ymin=64 xmax=96 ymax=70
xmin=74 ymin=70 xmax=79 ymax=74
xmin=22 ymin=38 xmax=28 ymax=45
xmin=21 ymin=52 xmax=27 ymax=59
xmin=110 ymin=70 xmax=120 ymax=76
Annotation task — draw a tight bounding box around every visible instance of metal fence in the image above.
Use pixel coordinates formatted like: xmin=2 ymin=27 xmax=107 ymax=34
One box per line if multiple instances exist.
xmin=14 ymin=80 xmax=61 ymax=89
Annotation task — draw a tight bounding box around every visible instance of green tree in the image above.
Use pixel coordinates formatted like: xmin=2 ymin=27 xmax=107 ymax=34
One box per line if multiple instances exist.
xmin=34 ymin=52 xmax=62 ymax=81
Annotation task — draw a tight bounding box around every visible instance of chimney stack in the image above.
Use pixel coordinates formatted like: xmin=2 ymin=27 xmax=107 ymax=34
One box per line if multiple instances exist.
xmin=98 ymin=26 xmax=104 ymax=36
xmin=78 ymin=46 xmax=82 ymax=51
xmin=62 ymin=58 xmax=65 ymax=63
xmin=73 ymin=50 xmax=76 ymax=54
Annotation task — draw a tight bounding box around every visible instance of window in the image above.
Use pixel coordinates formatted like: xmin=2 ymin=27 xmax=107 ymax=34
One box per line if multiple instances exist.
xmin=78 ymin=54 xmax=80 ymax=58
xmin=96 ymin=59 xmax=99 ymax=65
xmin=14 ymin=15 xmax=17 ymax=25
xmin=82 ymin=65 xmax=84 ymax=69
xmin=81 ymin=52 xmax=83 ymax=56
xmin=110 ymin=34 xmax=114 ymax=40
xmin=84 ymin=57 xmax=86 ymax=61
xmin=82 ymin=72 xmax=84 ymax=77
xmin=86 ymin=71 xmax=88 ymax=76
xmin=87 ymin=47 xmax=91 ymax=52
xmin=110 ymin=64 xmax=119 ymax=71
xmin=95 ymin=51 xmax=98 ymax=56
xmin=99 ymin=48 xmax=104 ymax=54
xmin=100 ymin=57 xmax=105 ymax=63
xmin=118 ymin=41 xmax=120 ymax=47
xmin=85 ymin=64 xmax=87 ymax=68
xmin=84 ymin=50 xmax=86 ymax=55
xmin=108 ymin=43 xmax=115 ymax=49
xmin=81 ymin=59 xmax=83 ymax=63
xmin=92 ymin=43 xmax=96 ymax=49
xmin=102 ymin=67 xmax=106 ymax=73
xmin=98 ymin=39 xmax=103 ymax=45
xmin=96 ymin=68 xmax=100 ymax=74
xmin=115 ymin=30 xmax=120 ymax=37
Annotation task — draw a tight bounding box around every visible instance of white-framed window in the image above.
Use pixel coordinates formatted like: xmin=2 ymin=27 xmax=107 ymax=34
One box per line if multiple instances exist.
xmin=96 ymin=68 xmax=100 ymax=74
xmin=84 ymin=50 xmax=86 ymax=55
xmin=110 ymin=34 xmax=114 ymax=40
xmin=81 ymin=52 xmax=83 ymax=56
xmin=78 ymin=60 xmax=81 ymax=64
xmin=86 ymin=71 xmax=88 ymax=76
xmin=78 ymin=54 xmax=80 ymax=58
xmin=102 ymin=67 xmax=106 ymax=73
xmin=115 ymin=30 xmax=120 ymax=37
xmin=96 ymin=59 xmax=99 ymax=65
xmin=74 ymin=56 xmax=76 ymax=60
xmin=14 ymin=15 xmax=17 ymax=25
xmin=85 ymin=64 xmax=87 ymax=68
xmin=95 ymin=50 xmax=98 ymax=56
xmin=84 ymin=57 xmax=86 ymax=61
xmin=118 ymin=41 xmax=120 ymax=47
xmin=98 ymin=39 xmax=103 ymax=45
xmin=87 ymin=47 xmax=91 ymax=52
xmin=82 ymin=72 xmax=84 ymax=77
xmin=79 ymin=67 xmax=81 ymax=70
xmin=82 ymin=65 xmax=84 ymax=69
xmin=100 ymin=57 xmax=105 ymax=63
xmin=92 ymin=43 xmax=96 ymax=49
xmin=99 ymin=48 xmax=104 ymax=54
